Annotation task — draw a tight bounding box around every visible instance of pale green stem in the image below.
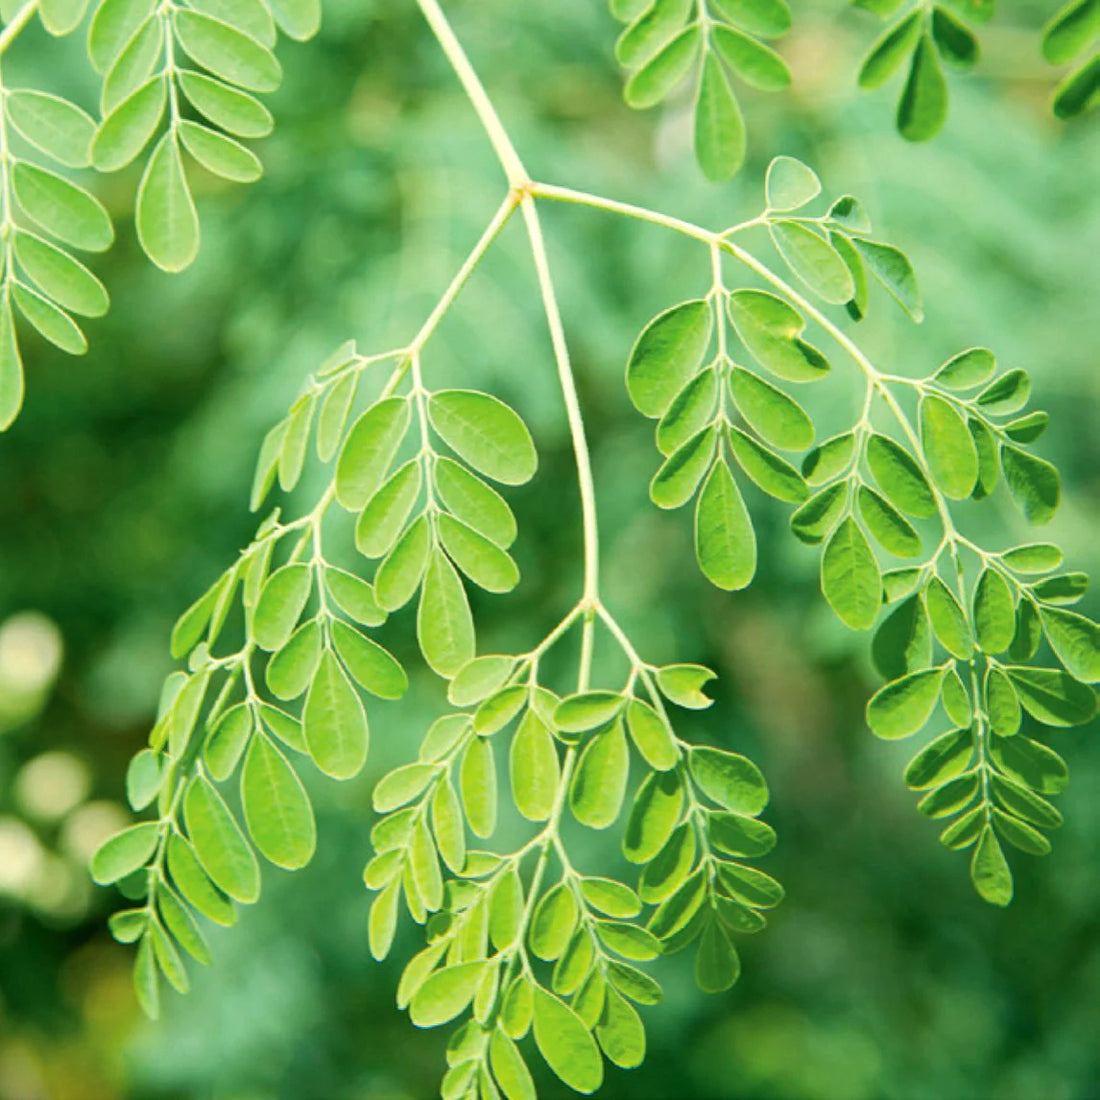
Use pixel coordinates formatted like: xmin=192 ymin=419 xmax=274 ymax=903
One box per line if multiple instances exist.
xmin=0 ymin=0 xmax=38 ymax=55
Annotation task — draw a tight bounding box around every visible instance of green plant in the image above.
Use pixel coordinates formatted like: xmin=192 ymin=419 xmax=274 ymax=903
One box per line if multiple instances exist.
xmin=2 ymin=0 xmax=1094 ymax=1096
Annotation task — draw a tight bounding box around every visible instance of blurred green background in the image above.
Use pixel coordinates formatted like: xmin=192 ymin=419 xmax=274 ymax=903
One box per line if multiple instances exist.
xmin=1 ymin=1 xmax=1098 ymax=1098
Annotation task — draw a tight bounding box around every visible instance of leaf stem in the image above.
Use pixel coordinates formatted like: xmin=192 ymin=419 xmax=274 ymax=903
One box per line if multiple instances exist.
xmin=0 ymin=0 xmax=38 ymax=56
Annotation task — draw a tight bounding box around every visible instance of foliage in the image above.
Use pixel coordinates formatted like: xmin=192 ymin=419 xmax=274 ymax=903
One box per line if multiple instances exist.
xmin=0 ymin=0 xmax=1096 ymax=1098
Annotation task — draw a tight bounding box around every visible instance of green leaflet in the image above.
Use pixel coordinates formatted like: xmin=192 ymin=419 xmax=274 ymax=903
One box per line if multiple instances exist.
xmin=266 ymin=618 xmax=322 ymax=700
xmin=1005 ymin=667 xmax=1097 ymax=726
xmin=570 ymin=722 xmax=630 ymax=828
xmin=728 ymin=427 xmax=809 ymax=503
xmin=625 ymin=699 xmax=679 ymax=771
xmin=91 ymin=822 xmax=160 ymax=884
xmin=332 ymin=620 xmax=408 ymax=700
xmin=183 ymin=774 xmax=260 ymax=903
xmin=434 ymin=457 xmax=518 ymax=548
xmin=409 ymin=962 xmax=486 ymax=1028
xmin=857 ymin=485 xmax=922 ymax=558
xmin=530 ymin=884 xmax=579 ymax=961
xmin=136 ymin=133 xmax=200 ymax=273
xmin=694 ymin=457 xmax=756 ymax=591
xmin=253 ymin=563 xmax=312 ymax=651
xmin=1038 ymin=606 xmax=1100 ymax=683
xmin=624 ymin=26 xmax=701 ymax=109
xmin=934 ymin=347 xmax=996 ymax=390
xmin=903 ymin=728 xmax=973 ymax=789
xmin=873 ymin=594 xmax=932 ymax=680
xmin=920 ymin=395 xmax=977 ymax=499
xmin=1001 ymin=445 xmax=1061 ymax=525
xmin=764 ymin=155 xmax=820 ymax=211
xmin=865 ymin=433 xmax=937 ymax=518
xmin=623 ymin=770 xmax=684 ymax=864
xmin=336 ymin=397 xmax=411 ymax=510
xmin=859 ymin=10 xmax=922 ymax=89
xmin=726 ymin=289 xmax=830 ymax=383
xmin=970 ymin=826 xmax=1013 ymax=906
xmin=241 ymin=733 xmax=316 ymax=869
xmin=924 ymin=576 xmax=974 ymax=659
xmin=973 ymin=568 xmax=1016 ymax=655
xmin=417 ymin=550 xmax=476 ymax=678
xmin=728 ymin=366 xmax=814 ymax=451
xmin=866 ymin=666 xmax=946 ymax=739
xmin=511 ymin=711 xmax=560 ymax=821
xmin=626 ymin=299 xmax=712 ymax=418
xmin=688 ymin=746 xmax=768 ymax=814
xmin=821 ymin=516 xmax=881 ymax=630
xmin=711 ymin=25 xmax=790 ymax=93
xmin=695 ymin=53 xmax=745 ymax=181
xmin=651 ymin=425 xmax=717 ymax=508
xmin=303 ymin=648 xmax=369 ymax=779
xmin=768 ymin=220 xmax=855 ymax=305
xmin=428 ymin=390 xmax=537 ymax=485
xmin=850 ymin=236 xmax=923 ymax=321
xmin=658 ymin=368 xmax=719 ymax=456
xmin=375 ymin=515 xmax=432 ymax=611
xmin=532 ymin=987 xmax=604 ymax=1093
xmin=897 ymin=34 xmax=948 ymax=142
xmin=438 ymin=513 xmax=520 ymax=593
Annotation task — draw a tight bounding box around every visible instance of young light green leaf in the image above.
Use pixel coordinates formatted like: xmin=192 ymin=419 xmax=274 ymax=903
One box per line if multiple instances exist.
xmin=866 ymin=666 xmax=947 ymax=739
xmin=136 ymin=133 xmax=199 ymax=273
xmin=897 ymin=34 xmax=948 ymax=141
xmin=623 ymin=25 xmax=701 ymax=109
xmin=933 ymin=347 xmax=996 ymax=390
xmin=1001 ymin=446 xmax=1061 ymax=525
xmin=764 ymin=156 xmax=820 ymax=212
xmin=711 ymin=25 xmax=790 ymax=92
xmin=920 ymin=395 xmax=978 ymax=499
xmin=417 ymin=550 xmax=475 ymax=679
xmin=821 ymin=515 xmax=881 ymax=630
xmin=183 ymin=774 xmax=260 ymax=903
xmin=303 ymin=648 xmax=369 ymax=779
xmin=511 ymin=710 xmax=560 ymax=822
xmin=866 ymin=433 xmax=937 ymax=517
xmin=6 ymin=90 xmax=95 ymax=168
xmin=375 ymin=514 xmax=432 ymax=611
xmin=1039 ymin=606 xmax=1100 ymax=683
xmin=91 ymin=822 xmax=160 ymax=884
xmin=253 ymin=563 xmax=312 ymax=651
xmin=93 ymin=76 xmax=166 ymax=172
xmin=438 ymin=513 xmax=519 ymax=593
xmin=178 ymin=70 xmax=275 ymax=138
xmin=266 ymin=617 xmax=323 ymax=700
xmin=434 ymin=457 xmax=518 ymax=548
xmin=726 ymin=290 xmax=830 ymax=383
xmin=858 ymin=10 xmax=922 ymax=89
xmin=729 ymin=367 xmax=814 ymax=450
xmin=625 ymin=299 xmax=712 ymax=418
xmin=727 ymin=427 xmax=809 ymax=504
xmin=694 ymin=457 xmax=756 ymax=590
xmin=332 ymin=619 xmax=408 ymax=699
xmin=428 ymin=390 xmax=537 ymax=485
xmin=694 ymin=53 xmax=745 ymax=181
xmin=570 ymin=723 xmax=630 ymax=828
xmin=532 ymin=988 xmax=604 ymax=1094
xmin=178 ymin=120 xmax=263 ymax=183
xmin=857 ymin=485 xmax=922 ymax=558
xmin=241 ymin=733 xmax=315 ymax=869
xmin=12 ymin=163 xmax=114 ymax=252
xmin=625 ymin=699 xmax=679 ymax=771
xmin=970 ymin=826 xmax=1013 ymax=906
xmin=689 ymin=746 xmax=768 ymax=813
xmin=974 ymin=568 xmax=1016 ymax=654
xmin=14 ymin=233 xmax=109 ymax=317
xmin=461 ymin=735 xmax=497 ymax=838
xmin=172 ymin=9 xmax=282 ymax=93
xmin=409 ymin=962 xmax=486 ymax=1028
xmin=336 ymin=397 xmax=410 ymax=510
xmin=769 ymin=220 xmax=855 ymax=305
